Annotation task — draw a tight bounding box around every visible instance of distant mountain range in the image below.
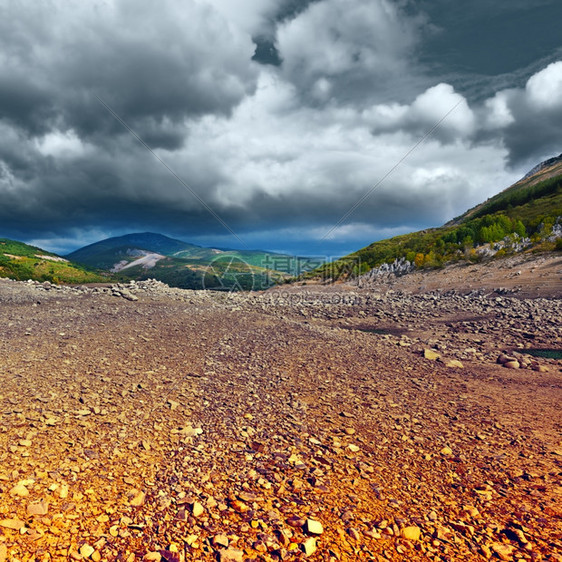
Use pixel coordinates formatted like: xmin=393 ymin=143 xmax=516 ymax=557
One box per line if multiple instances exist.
xmin=65 ymin=232 xmax=319 ymax=290
xmin=309 ymin=154 xmax=562 ymax=282
xmin=2 ymin=155 xmax=561 ymax=289
xmin=0 ymin=232 xmax=319 ymax=290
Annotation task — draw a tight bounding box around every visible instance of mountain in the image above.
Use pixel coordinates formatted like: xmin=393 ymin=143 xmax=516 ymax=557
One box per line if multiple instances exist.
xmin=66 ymin=232 xmax=201 ymax=269
xmin=308 ymin=155 xmax=562 ymax=282
xmin=522 ymin=153 xmax=562 ymax=181
xmin=67 ymin=232 xmax=319 ymax=290
xmin=0 ymin=239 xmax=106 ymax=284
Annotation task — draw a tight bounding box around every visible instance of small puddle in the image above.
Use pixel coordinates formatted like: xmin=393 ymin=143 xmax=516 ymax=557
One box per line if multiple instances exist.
xmin=521 ymin=349 xmax=562 ymax=360
xmin=355 ymin=327 xmax=392 ymax=334
xmin=342 ymin=325 xmax=406 ymax=336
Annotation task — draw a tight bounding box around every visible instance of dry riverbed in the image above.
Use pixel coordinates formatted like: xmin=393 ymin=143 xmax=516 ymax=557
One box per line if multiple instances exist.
xmin=0 ymin=277 xmax=561 ymax=561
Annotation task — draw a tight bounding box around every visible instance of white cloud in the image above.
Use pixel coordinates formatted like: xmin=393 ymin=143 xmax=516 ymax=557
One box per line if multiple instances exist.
xmin=483 ymin=91 xmax=515 ymax=128
xmin=408 ymin=84 xmax=475 ymax=136
xmin=276 ymin=0 xmax=424 ymax=103
xmin=358 ymin=84 xmax=475 ymax=140
xmin=479 ymin=60 xmax=562 ymax=165
xmin=35 ymin=130 xmax=88 ymax=158
xmin=205 ymin=0 xmax=280 ymax=36
xmin=525 ymin=61 xmax=562 ymax=111
xmin=168 ymin=69 xmax=512 ymax=230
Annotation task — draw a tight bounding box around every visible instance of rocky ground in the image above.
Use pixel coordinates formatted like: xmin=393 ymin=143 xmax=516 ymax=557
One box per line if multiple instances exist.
xmin=353 ymin=253 xmax=562 ymax=299
xmin=0 ymin=269 xmax=561 ymax=561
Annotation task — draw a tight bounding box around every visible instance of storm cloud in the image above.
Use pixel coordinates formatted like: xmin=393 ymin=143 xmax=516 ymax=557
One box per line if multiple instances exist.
xmin=1 ymin=0 xmax=561 ymax=256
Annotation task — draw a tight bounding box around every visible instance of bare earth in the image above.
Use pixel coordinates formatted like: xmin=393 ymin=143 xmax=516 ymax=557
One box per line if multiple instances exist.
xmin=352 ymin=253 xmax=562 ymax=299
xmin=0 ymin=258 xmax=561 ymax=561
xmin=111 ymin=253 xmax=166 ymax=273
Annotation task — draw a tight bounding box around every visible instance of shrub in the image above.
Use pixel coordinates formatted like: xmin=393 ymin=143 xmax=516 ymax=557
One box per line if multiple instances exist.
xmin=556 ymin=238 xmax=562 ymax=251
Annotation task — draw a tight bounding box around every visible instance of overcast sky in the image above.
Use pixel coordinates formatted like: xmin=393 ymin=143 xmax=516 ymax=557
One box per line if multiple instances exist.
xmin=1 ymin=0 xmax=562 ymax=257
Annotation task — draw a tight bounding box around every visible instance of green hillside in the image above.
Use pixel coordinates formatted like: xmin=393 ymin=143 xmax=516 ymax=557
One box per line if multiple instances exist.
xmin=110 ymin=254 xmax=277 ymax=291
xmin=307 ymin=157 xmax=562 ymax=282
xmin=0 ymin=239 xmax=106 ymax=284
xmin=68 ymin=232 xmax=319 ymax=290
xmin=67 ymin=232 xmax=200 ymax=268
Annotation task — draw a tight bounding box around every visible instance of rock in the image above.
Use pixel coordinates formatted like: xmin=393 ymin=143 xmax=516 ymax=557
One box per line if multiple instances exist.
xmin=0 ymin=518 xmax=25 ymax=531
xmin=179 ymin=426 xmax=203 ymax=438
xmin=80 ymin=545 xmax=95 ymax=558
xmin=167 ymin=400 xmax=180 ymax=410
xmin=143 ymin=554 xmax=162 ymax=562
xmin=347 ymin=527 xmax=361 ymax=540
xmin=401 ymin=526 xmax=421 ymax=541
xmin=497 ymin=354 xmax=515 ymax=364
xmin=120 ymin=289 xmax=138 ymax=301
xmin=0 ymin=544 xmax=6 ymax=562
xmin=306 ymin=519 xmax=324 ymax=535
xmin=463 ymin=505 xmax=479 ymax=518
xmin=491 ymin=542 xmax=515 ymax=560
xmin=229 ymin=499 xmax=249 ymax=513
xmin=503 ymin=360 xmax=520 ymax=369
xmin=27 ymin=500 xmax=49 ymax=516
xmin=219 ymin=548 xmax=244 ymax=562
xmin=511 ymin=528 xmax=528 ymax=544
xmin=440 ymin=446 xmax=453 ymax=455
xmin=9 ymin=482 xmax=29 ymax=497
xmin=129 ymin=490 xmax=146 ymax=506
xmin=302 ymin=537 xmax=317 ymax=556
xmin=424 ymin=349 xmax=441 ymax=360
xmin=213 ymin=534 xmax=229 ymax=548
xmin=287 ymin=516 xmax=306 ymax=528
xmin=237 ymin=491 xmax=258 ymax=502
xmin=192 ymin=501 xmax=205 ymax=518
xmin=480 ymin=544 xmax=492 ymax=558
xmin=445 ymin=359 xmax=464 ymax=368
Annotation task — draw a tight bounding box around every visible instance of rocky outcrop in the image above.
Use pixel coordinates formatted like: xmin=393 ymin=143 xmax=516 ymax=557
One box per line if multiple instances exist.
xmin=475 ymin=233 xmax=533 ymax=258
xmin=522 ymin=153 xmax=562 ymax=179
xmin=357 ymin=257 xmax=414 ymax=285
xmin=547 ymin=216 xmax=562 ymax=241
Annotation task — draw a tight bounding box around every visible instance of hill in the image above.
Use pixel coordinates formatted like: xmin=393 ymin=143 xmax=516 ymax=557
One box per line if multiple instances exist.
xmin=68 ymin=232 xmax=319 ymax=290
xmin=307 ymin=155 xmax=562 ymax=282
xmin=0 ymin=239 xmax=106 ymax=284
xmin=66 ymin=232 xmax=200 ymax=268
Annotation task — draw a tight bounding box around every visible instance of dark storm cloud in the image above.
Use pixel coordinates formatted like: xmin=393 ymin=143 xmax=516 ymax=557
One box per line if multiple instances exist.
xmin=0 ymin=0 xmax=561 ymax=257
xmin=418 ymin=0 xmax=562 ymax=79
xmin=0 ymin=0 xmax=257 ymax=144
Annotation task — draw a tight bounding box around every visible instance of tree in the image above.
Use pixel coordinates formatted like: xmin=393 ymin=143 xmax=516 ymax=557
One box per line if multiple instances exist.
xmin=514 ymin=220 xmax=526 ymax=238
